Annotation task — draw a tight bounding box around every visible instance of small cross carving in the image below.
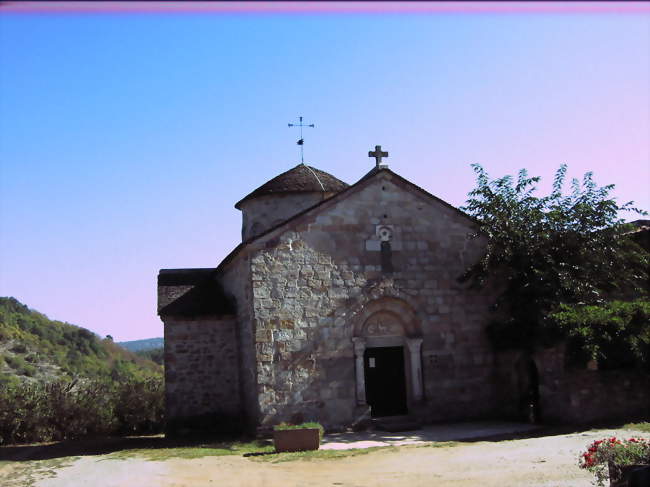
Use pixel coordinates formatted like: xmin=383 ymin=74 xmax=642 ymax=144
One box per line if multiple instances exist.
xmin=368 ymin=145 xmax=389 ymax=168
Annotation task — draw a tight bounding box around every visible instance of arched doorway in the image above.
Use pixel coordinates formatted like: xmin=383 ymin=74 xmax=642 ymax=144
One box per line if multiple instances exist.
xmin=514 ymin=356 xmax=541 ymax=423
xmin=362 ymin=313 xmax=408 ymax=416
xmin=352 ymin=298 xmax=423 ymax=417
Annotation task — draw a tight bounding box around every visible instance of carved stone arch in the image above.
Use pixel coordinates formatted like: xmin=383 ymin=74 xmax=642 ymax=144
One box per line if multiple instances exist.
xmin=353 ymin=296 xmax=421 ymax=338
xmin=344 ymin=278 xmax=422 ymax=334
xmin=361 ymin=310 xmax=405 ymax=337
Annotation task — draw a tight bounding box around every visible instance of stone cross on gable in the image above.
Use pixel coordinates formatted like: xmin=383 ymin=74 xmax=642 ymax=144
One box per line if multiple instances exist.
xmin=368 ymin=145 xmax=389 ymax=168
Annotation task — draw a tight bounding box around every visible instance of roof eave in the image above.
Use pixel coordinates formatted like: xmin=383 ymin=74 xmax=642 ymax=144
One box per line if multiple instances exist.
xmin=235 ymin=189 xmax=336 ymax=210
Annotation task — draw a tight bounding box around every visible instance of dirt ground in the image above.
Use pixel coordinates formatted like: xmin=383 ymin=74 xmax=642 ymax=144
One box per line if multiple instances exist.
xmin=2 ymin=426 xmax=649 ymax=487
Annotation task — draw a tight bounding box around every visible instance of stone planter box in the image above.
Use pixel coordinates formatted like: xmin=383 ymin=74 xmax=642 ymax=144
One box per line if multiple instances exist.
xmin=608 ymin=462 xmax=650 ymax=487
xmin=273 ymin=428 xmax=320 ymax=452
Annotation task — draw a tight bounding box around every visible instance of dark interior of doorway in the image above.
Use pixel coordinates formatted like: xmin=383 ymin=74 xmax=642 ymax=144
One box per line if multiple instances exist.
xmin=516 ymin=357 xmax=541 ymax=423
xmin=364 ymin=346 xmax=408 ymax=417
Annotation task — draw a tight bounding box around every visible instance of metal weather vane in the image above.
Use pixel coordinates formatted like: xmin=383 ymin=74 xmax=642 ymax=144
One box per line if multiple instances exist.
xmin=288 ymin=116 xmax=315 ymax=164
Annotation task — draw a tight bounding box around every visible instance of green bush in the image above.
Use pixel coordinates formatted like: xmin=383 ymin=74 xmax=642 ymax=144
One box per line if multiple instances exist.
xmin=10 ymin=343 xmax=27 ymax=354
xmin=0 ymin=377 xmax=165 ymax=445
xmin=4 ymin=354 xmax=19 ymax=369
xmin=4 ymin=354 xmax=36 ymax=376
xmin=114 ymin=377 xmax=164 ymax=434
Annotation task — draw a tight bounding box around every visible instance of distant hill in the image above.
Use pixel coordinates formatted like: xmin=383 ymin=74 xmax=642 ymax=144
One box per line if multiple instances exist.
xmin=118 ymin=337 xmax=163 ymax=352
xmin=0 ymin=297 xmax=161 ymax=385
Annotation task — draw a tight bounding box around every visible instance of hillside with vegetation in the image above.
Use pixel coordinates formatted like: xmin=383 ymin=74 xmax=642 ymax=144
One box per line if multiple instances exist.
xmin=118 ymin=337 xmax=164 ymax=365
xmin=118 ymin=337 xmax=163 ymax=352
xmin=0 ymin=297 xmax=164 ymax=445
xmin=0 ymin=297 xmax=161 ymax=385
xmin=132 ymin=347 xmax=164 ymax=365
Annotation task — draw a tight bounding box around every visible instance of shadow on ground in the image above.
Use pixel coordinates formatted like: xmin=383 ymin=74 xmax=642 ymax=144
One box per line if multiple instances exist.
xmin=319 ymin=423 xmax=571 ymax=448
xmin=0 ymin=435 xmax=269 ymax=462
xmin=321 ymin=418 xmax=645 ymax=448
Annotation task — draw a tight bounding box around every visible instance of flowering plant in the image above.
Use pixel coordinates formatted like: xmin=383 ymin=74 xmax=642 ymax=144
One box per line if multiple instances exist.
xmin=579 ymin=436 xmax=650 ymax=486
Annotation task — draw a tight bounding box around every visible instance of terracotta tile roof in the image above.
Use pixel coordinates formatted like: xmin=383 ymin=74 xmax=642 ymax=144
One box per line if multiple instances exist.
xmin=158 ymin=269 xmax=235 ymax=317
xmin=235 ymin=163 xmax=349 ymax=209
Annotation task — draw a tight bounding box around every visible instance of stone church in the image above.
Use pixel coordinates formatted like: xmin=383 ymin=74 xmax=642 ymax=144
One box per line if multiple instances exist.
xmin=157 ymin=148 xmax=648 ymax=433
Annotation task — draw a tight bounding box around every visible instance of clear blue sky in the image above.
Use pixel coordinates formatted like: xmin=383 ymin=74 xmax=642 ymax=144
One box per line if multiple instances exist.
xmin=1 ymin=3 xmax=648 ymax=340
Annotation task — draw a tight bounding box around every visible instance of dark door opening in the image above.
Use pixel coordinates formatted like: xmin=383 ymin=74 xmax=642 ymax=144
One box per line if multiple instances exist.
xmin=515 ymin=357 xmax=541 ymax=423
xmin=364 ymin=346 xmax=408 ymax=417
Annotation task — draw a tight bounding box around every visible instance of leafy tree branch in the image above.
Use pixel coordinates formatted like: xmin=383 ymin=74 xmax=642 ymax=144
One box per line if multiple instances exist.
xmin=461 ymin=164 xmax=648 ymax=353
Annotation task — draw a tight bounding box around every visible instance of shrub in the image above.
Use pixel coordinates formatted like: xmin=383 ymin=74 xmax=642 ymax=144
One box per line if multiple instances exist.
xmin=579 ymin=436 xmax=650 ymax=486
xmin=4 ymin=354 xmax=20 ymax=369
xmin=4 ymin=354 xmax=36 ymax=376
xmin=0 ymin=377 xmax=164 ymax=445
xmin=10 ymin=343 xmax=27 ymax=354
xmin=45 ymin=380 xmax=117 ymax=439
xmin=114 ymin=377 xmax=164 ymax=434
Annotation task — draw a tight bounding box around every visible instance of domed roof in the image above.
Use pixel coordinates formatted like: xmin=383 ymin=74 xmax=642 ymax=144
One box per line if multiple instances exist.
xmin=235 ymin=163 xmax=349 ymax=209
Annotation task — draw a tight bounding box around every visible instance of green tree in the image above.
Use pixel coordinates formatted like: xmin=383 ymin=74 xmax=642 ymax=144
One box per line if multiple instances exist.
xmin=550 ymin=300 xmax=650 ymax=370
xmin=461 ymin=164 xmax=648 ymax=352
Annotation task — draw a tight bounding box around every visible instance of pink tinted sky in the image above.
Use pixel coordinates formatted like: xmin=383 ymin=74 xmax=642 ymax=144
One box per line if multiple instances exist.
xmin=0 ymin=3 xmax=648 ymax=340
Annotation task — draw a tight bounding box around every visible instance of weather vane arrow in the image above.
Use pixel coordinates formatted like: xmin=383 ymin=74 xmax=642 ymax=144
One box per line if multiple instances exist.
xmin=288 ymin=116 xmax=315 ymax=164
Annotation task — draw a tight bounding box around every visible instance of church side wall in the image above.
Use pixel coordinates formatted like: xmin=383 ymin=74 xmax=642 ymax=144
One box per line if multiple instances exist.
xmin=164 ymin=316 xmax=242 ymax=434
xmin=249 ymin=175 xmax=500 ymax=429
xmin=218 ymin=256 xmax=259 ymax=430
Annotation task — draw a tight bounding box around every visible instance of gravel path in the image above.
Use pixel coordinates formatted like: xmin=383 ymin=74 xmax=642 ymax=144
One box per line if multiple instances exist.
xmin=2 ymin=426 xmax=648 ymax=487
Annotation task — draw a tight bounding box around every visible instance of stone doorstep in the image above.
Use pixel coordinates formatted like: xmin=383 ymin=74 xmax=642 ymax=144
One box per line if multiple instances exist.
xmin=372 ymin=415 xmax=422 ymax=432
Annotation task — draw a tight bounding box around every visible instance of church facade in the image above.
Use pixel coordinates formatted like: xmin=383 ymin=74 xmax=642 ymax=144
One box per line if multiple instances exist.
xmin=158 ymin=154 xmax=510 ymax=432
xmin=157 ymin=153 xmax=649 ymax=434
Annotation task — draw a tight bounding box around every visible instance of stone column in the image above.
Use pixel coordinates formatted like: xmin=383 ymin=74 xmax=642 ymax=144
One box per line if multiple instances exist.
xmin=406 ymin=337 xmax=424 ymax=403
xmin=352 ymin=337 xmax=367 ymax=405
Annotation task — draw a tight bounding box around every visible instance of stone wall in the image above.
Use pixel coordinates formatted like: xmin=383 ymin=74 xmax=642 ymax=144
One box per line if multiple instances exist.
xmin=247 ymin=172 xmax=500 ymax=428
xmin=158 ymin=285 xmax=192 ymax=312
xmin=535 ymin=347 xmax=650 ymax=424
xmin=239 ymin=192 xmax=333 ymax=241
xmin=546 ymin=370 xmax=650 ymax=424
xmin=218 ymin=255 xmax=259 ymax=429
xmin=164 ymin=316 xmax=241 ymax=432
